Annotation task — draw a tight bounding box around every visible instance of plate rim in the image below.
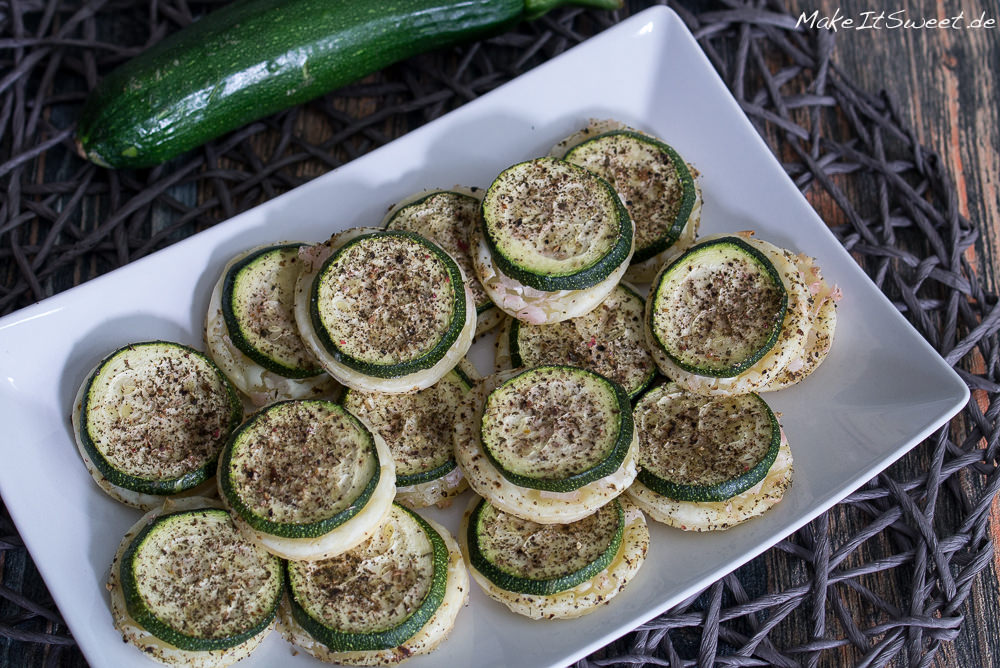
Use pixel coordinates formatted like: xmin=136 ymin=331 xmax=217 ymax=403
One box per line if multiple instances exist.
xmin=0 ymin=6 xmax=970 ymax=667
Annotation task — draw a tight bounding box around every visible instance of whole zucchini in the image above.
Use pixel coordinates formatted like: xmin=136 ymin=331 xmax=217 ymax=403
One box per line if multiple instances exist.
xmin=76 ymin=0 xmax=621 ymax=169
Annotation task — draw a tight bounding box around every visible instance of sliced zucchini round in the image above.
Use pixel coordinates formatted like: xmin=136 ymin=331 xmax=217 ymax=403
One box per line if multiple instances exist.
xmin=481 ymin=158 xmax=632 ymax=292
xmin=559 ymin=123 xmax=700 ymax=264
xmin=109 ymin=498 xmax=283 ymax=664
xmin=467 ymin=496 xmax=623 ymax=595
xmin=218 ymin=400 xmax=395 ymax=560
xmin=480 ymin=365 xmax=633 ymax=492
xmin=645 ymin=234 xmax=813 ymax=395
xmin=472 ymin=214 xmax=634 ymax=325
xmin=342 ymin=365 xmax=474 ymax=508
xmin=205 ymin=243 xmax=339 ymax=407
xmin=626 ymin=383 xmax=793 ymax=531
xmin=454 ymin=367 xmax=639 ymax=524
xmin=383 ymin=188 xmax=502 ymax=336
xmin=280 ymin=504 xmax=469 ymax=665
xmin=222 ymin=243 xmax=324 ymax=377
xmin=460 ymin=495 xmax=649 ymax=620
xmin=72 ymin=341 xmax=242 ymax=510
xmin=496 ymin=283 xmax=656 ymax=399
xmin=294 ymin=227 xmax=477 ymax=393
xmin=633 ymin=383 xmax=779 ymax=502
xmin=648 ymin=236 xmax=788 ymax=377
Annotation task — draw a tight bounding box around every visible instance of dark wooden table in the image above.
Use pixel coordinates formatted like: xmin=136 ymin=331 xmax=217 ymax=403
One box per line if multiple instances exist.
xmin=786 ymin=1 xmax=999 ymax=665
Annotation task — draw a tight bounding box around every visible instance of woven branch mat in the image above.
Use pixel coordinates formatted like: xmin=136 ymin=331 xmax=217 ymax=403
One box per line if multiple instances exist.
xmin=2 ymin=0 xmax=999 ymax=666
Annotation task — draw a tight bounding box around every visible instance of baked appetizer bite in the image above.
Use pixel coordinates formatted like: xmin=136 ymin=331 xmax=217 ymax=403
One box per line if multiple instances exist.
xmin=217 ymin=400 xmax=395 ymax=561
xmin=494 ymin=283 xmax=656 ymax=399
xmin=553 ymin=119 xmax=701 ymax=283
xmin=205 ymin=242 xmax=339 ymax=407
xmin=108 ymin=497 xmax=283 ymax=666
xmin=295 ymin=228 xmax=476 ymax=393
xmin=472 ymin=157 xmax=634 ymax=325
xmin=342 ymin=365 xmax=474 ymax=509
xmin=644 ymin=233 xmax=813 ymax=395
xmin=382 ymin=188 xmax=502 ymax=337
xmin=279 ymin=503 xmax=469 ymax=666
xmin=454 ymin=365 xmax=639 ymax=524
xmin=626 ymin=383 xmax=793 ymax=531
xmin=460 ymin=496 xmax=648 ymax=620
xmin=72 ymin=341 xmax=242 ymax=510
xmin=761 ymin=249 xmax=839 ymax=390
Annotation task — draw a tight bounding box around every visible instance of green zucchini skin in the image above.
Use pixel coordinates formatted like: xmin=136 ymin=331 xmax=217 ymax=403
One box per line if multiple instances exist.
xmin=648 ymin=236 xmax=788 ymax=378
xmin=78 ymin=341 xmax=242 ymax=497
xmin=341 ymin=366 xmax=471 ymax=488
xmin=77 ymin=0 xmax=621 ymax=168
xmin=286 ymin=503 xmax=449 ymax=652
xmin=563 ymin=129 xmax=697 ymax=264
xmin=466 ymin=497 xmax=624 ymax=596
xmin=479 ymin=365 xmax=634 ymax=493
xmin=481 ymin=157 xmax=633 ymax=292
xmin=221 ymin=243 xmax=324 ymax=379
xmin=309 ymin=230 xmax=467 ymax=379
xmin=635 ymin=388 xmax=781 ymax=503
xmin=218 ymin=400 xmax=381 ymax=539
xmin=119 ymin=508 xmax=284 ymax=652
xmin=507 ymin=282 xmax=656 ymax=399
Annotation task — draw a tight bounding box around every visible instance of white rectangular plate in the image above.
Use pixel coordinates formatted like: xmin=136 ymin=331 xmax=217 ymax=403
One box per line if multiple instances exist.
xmin=0 ymin=7 xmax=968 ymax=668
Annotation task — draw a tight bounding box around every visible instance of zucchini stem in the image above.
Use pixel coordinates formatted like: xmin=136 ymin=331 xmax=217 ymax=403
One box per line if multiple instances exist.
xmin=524 ymin=0 xmax=623 ymax=21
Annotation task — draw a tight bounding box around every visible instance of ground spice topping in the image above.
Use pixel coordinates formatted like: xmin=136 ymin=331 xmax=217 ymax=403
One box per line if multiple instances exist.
xmin=88 ymin=343 xmax=235 ymax=480
xmin=315 ymin=233 xmax=458 ymax=365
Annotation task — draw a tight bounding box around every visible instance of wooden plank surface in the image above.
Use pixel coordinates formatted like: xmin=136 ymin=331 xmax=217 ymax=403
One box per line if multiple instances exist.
xmin=780 ymin=1 xmax=999 ymax=666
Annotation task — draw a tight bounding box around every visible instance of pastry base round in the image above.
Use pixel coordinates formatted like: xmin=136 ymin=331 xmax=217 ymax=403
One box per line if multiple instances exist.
xmin=204 ymin=243 xmax=339 ymax=408
xmin=453 ymin=371 xmax=638 ymax=524
xmin=294 ymin=227 xmax=477 ymax=393
xmin=627 ymin=436 xmax=793 ymax=532
xmin=762 ymin=252 xmax=838 ymax=391
xmin=278 ymin=515 xmax=469 ymax=666
xmin=459 ymin=495 xmax=650 ymax=620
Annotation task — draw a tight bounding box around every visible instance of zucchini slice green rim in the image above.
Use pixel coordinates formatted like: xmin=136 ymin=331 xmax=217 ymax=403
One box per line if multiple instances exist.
xmin=467 ymin=497 xmax=624 ymax=595
xmin=508 ymin=283 xmax=656 ymax=399
xmin=648 ymin=236 xmax=788 ymax=378
xmin=286 ymin=504 xmax=449 ymax=652
xmin=218 ymin=400 xmax=381 ymax=539
xmin=342 ymin=366 xmax=473 ymax=488
xmin=119 ymin=508 xmax=284 ymax=651
xmin=383 ymin=189 xmax=495 ymax=316
xmin=221 ymin=243 xmax=324 ymax=379
xmin=78 ymin=341 xmax=242 ymax=496
xmin=564 ymin=129 xmax=696 ymax=264
xmin=480 ymin=157 xmax=633 ymax=292
xmin=396 ymin=459 xmax=457 ymax=489
xmin=309 ymin=230 xmax=467 ymax=378
xmin=636 ymin=392 xmax=781 ymax=503
xmin=479 ymin=365 xmax=634 ymax=492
